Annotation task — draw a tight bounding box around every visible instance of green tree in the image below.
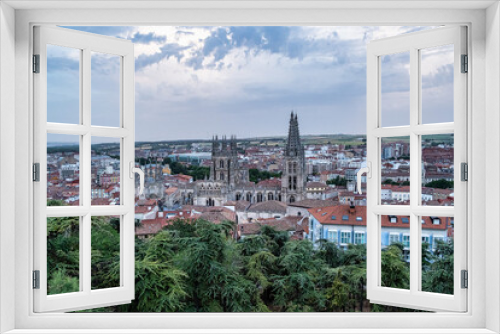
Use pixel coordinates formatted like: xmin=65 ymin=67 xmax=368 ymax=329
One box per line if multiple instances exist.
xmin=45 ymin=215 xmax=452 ymax=313
xmin=48 ymin=269 xmax=79 ymax=295
xmin=47 ymin=216 xmax=80 ymax=294
xmin=327 ymin=176 xmax=347 ymax=187
xmin=425 ymin=179 xmax=454 ymax=189
xmin=422 ymin=239 xmax=454 ymax=295
xmin=249 ymin=169 xmax=281 ymax=183
xmin=325 ymin=269 xmax=351 ymax=312
xmin=381 ymin=243 xmax=410 ymax=290
xmin=90 ymin=217 xmax=120 ymax=290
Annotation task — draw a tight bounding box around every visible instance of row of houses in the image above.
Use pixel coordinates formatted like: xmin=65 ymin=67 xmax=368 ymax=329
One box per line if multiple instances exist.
xmin=307 ymin=204 xmax=453 ymax=260
xmin=134 ymin=197 xmax=453 ymax=261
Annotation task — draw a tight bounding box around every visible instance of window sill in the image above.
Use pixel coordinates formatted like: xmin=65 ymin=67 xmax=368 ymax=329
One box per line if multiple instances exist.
xmin=4 ymin=329 xmax=498 ymax=334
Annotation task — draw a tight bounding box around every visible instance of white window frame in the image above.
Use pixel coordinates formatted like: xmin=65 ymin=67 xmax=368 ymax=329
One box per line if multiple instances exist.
xmin=1 ymin=2 xmax=498 ymax=333
xmin=366 ymin=25 xmax=467 ymax=313
xmin=33 ymin=25 xmax=136 ymax=313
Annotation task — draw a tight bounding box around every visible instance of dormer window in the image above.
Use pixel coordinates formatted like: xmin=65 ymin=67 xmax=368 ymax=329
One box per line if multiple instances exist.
xmin=432 ymin=217 xmax=441 ymax=225
xmin=389 ymin=215 xmax=397 ymax=223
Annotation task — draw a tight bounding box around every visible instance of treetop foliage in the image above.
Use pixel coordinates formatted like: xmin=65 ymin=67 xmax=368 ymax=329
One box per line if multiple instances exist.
xmin=46 ymin=216 xmax=453 ymax=313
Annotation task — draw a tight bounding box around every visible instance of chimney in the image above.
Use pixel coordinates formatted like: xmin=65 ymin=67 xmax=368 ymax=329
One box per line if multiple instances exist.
xmin=349 ymin=201 xmax=355 ymax=214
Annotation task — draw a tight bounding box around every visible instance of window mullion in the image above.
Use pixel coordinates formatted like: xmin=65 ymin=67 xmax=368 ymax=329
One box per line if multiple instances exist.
xmin=82 ymin=48 xmax=92 ymax=294
xmin=409 ymin=46 xmax=420 ymax=294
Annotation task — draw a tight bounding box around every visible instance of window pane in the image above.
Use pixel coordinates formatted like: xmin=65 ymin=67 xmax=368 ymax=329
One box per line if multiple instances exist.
xmin=91 ymin=52 xmax=121 ymax=127
xmin=47 ymin=216 xmax=80 ymax=295
xmin=381 ymin=137 xmax=410 ymax=205
xmin=340 ymin=230 xmax=352 ymax=245
xmin=381 ymin=51 xmax=410 ymax=127
xmin=91 ymin=137 xmax=121 ymax=205
xmin=91 ymin=216 xmax=120 ymax=290
xmin=47 ymin=134 xmax=80 ymax=206
xmin=421 ymin=134 xmax=454 ymax=206
xmin=421 ymin=216 xmax=454 ymax=295
xmin=47 ymin=44 xmax=80 ymax=124
xmin=421 ymin=45 xmax=454 ymax=124
xmin=381 ymin=215 xmax=410 ymax=290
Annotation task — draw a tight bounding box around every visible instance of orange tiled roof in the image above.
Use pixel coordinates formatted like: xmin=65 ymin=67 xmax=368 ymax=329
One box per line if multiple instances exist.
xmin=308 ymin=205 xmax=448 ymax=230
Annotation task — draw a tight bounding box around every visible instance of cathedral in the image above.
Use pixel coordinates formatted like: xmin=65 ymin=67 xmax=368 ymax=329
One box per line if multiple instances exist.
xmin=141 ymin=112 xmax=307 ymax=207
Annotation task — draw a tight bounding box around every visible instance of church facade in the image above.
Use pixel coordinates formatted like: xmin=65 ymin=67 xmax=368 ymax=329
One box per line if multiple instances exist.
xmin=141 ymin=112 xmax=308 ymax=207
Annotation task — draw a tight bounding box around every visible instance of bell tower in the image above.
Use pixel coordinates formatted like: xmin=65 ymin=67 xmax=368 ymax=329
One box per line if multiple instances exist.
xmin=281 ymin=112 xmax=306 ymax=203
xmin=210 ymin=135 xmax=239 ymax=187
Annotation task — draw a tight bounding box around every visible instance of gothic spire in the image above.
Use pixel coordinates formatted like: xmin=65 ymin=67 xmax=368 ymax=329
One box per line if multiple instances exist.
xmin=285 ymin=111 xmax=303 ymax=157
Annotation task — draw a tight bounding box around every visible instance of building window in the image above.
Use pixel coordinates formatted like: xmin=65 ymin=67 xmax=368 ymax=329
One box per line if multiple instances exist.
xmin=342 ymin=215 xmax=349 ymax=221
xmin=327 ymin=230 xmax=337 ymax=243
xmin=355 ymin=232 xmax=365 ymax=244
xmin=422 ymin=235 xmax=430 ymax=248
xmin=389 ymin=233 xmax=399 ymax=244
xmin=340 ymin=231 xmax=351 ymax=245
xmin=402 ymin=234 xmax=410 ymax=249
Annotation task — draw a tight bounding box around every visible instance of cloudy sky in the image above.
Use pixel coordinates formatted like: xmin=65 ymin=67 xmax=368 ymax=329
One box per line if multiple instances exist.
xmin=47 ymin=25 xmax=453 ymax=142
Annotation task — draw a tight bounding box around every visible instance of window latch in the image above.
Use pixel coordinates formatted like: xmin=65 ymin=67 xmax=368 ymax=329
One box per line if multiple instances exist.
xmin=130 ymin=162 xmax=145 ymax=195
xmin=356 ymin=162 xmax=371 ymax=195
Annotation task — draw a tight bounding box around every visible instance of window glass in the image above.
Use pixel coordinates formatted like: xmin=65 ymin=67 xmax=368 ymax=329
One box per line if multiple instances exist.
xmin=421 ymin=216 xmax=454 ymax=295
xmin=381 ymin=137 xmax=410 ymax=205
xmin=91 ymin=216 xmax=121 ymax=290
xmin=47 ymin=134 xmax=80 ymax=206
xmin=47 ymin=44 xmax=81 ymax=124
xmin=91 ymin=137 xmax=121 ymax=205
xmin=340 ymin=231 xmax=351 ymax=244
xmin=327 ymin=230 xmax=337 ymax=243
xmin=47 ymin=216 xmax=80 ymax=295
xmin=381 ymin=51 xmax=410 ymax=127
xmin=421 ymin=45 xmax=454 ymax=124
xmin=421 ymin=134 xmax=454 ymax=206
xmin=381 ymin=215 xmax=410 ymax=289
xmin=355 ymin=232 xmax=365 ymax=244
xmin=91 ymin=52 xmax=121 ymax=127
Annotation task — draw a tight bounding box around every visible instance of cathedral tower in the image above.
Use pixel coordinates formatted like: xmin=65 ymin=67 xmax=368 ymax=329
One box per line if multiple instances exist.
xmin=210 ymin=135 xmax=240 ymax=188
xmin=282 ymin=112 xmax=306 ymax=203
